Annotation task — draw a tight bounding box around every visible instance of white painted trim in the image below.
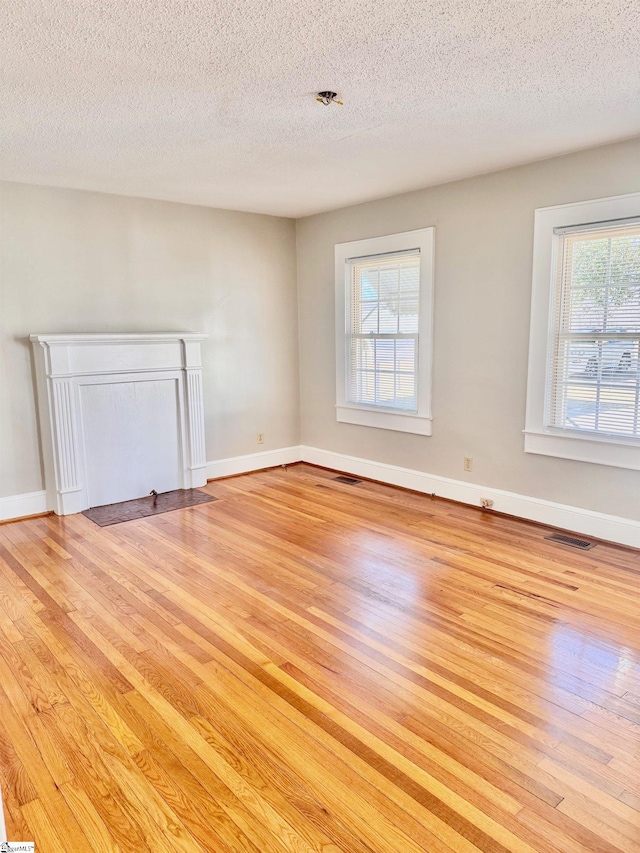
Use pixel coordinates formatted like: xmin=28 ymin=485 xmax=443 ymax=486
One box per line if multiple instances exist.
xmin=523 ymin=429 xmax=640 ymax=470
xmin=206 ymin=446 xmax=303 ymax=480
xmin=3 ymin=445 xmax=638 ymax=549
xmin=0 ymin=447 xmax=303 ymax=521
xmin=524 ymin=192 xmax=640 ymax=468
xmin=31 ymin=333 xmax=208 ymax=514
xmin=29 ymin=332 xmax=207 ymax=344
xmin=336 ymin=406 xmax=432 ymax=435
xmin=0 ymin=490 xmax=48 ymax=522
xmin=300 ymin=446 xmax=640 ymax=549
xmin=335 ymin=227 xmax=435 ymax=435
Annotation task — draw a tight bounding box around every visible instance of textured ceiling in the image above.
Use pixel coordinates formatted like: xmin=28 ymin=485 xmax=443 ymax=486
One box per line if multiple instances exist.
xmin=1 ymin=1 xmax=638 ymax=217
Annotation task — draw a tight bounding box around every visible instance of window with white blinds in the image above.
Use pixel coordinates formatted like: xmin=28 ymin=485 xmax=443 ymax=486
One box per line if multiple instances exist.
xmin=346 ymin=251 xmax=420 ymax=411
xmin=335 ymin=228 xmax=434 ymax=435
xmin=548 ymin=220 xmax=640 ymax=439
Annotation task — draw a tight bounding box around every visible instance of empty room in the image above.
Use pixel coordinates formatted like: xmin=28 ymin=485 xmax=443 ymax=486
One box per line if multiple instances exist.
xmin=1 ymin=2 xmax=639 ymax=851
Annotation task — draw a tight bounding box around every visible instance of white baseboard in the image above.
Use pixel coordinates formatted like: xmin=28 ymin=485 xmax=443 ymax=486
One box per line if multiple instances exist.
xmin=206 ymin=445 xmax=303 ymax=480
xmin=301 ymin=446 xmax=640 ymax=550
xmin=0 ymin=448 xmax=304 ymax=522
xmin=2 ymin=446 xmax=638 ymax=549
xmin=0 ymin=490 xmax=48 ymax=522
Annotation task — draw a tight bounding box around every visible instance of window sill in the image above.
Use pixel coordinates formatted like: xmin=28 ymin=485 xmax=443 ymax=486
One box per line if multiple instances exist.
xmin=336 ymin=405 xmax=432 ymax=435
xmin=523 ymin=429 xmax=640 ymax=470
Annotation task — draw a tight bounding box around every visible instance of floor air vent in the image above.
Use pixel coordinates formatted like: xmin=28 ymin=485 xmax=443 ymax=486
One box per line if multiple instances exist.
xmin=333 ymin=476 xmax=362 ymax=485
xmin=545 ymin=533 xmax=596 ymax=550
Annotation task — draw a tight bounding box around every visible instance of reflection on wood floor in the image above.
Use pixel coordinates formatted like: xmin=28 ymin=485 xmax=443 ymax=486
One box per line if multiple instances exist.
xmin=0 ymin=463 xmax=639 ymax=852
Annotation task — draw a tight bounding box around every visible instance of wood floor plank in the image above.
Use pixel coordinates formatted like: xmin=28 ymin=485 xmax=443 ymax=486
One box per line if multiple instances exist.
xmin=0 ymin=463 xmax=639 ymax=851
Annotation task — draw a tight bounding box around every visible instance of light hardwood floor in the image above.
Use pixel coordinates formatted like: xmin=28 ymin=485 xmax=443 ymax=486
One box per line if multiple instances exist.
xmin=0 ymin=463 xmax=639 ymax=852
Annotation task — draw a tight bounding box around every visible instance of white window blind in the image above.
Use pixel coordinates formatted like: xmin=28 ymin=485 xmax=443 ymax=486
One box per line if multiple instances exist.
xmin=548 ymin=219 xmax=640 ymax=439
xmin=346 ymin=250 xmax=420 ymax=411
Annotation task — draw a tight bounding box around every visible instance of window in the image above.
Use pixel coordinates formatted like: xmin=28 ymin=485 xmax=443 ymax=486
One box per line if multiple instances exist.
xmin=525 ymin=193 xmax=640 ymax=470
xmin=549 ymin=221 xmax=640 ymax=436
xmin=347 ymin=251 xmax=420 ymax=411
xmin=335 ymin=228 xmax=434 ymax=434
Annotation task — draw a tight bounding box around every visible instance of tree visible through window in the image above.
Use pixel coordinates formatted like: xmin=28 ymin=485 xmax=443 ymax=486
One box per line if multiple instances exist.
xmin=336 ymin=227 xmax=434 ymax=435
xmin=548 ymin=221 xmax=640 ymax=438
xmin=347 ymin=252 xmax=420 ymax=411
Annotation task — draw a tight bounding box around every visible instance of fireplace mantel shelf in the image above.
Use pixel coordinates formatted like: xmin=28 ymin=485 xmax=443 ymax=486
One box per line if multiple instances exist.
xmin=30 ymin=332 xmax=206 ymax=343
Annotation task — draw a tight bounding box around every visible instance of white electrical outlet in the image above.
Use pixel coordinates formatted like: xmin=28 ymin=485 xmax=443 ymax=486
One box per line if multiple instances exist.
xmin=257 ymin=433 xmax=264 ymax=444
xmin=463 ymin=456 xmax=473 ymax=472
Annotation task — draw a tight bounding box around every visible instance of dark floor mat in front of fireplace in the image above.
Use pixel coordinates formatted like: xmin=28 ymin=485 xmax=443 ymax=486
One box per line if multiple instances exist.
xmin=82 ymin=489 xmax=218 ymax=526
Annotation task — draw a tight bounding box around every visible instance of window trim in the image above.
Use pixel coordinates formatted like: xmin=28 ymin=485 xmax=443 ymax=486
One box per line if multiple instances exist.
xmin=335 ymin=228 xmax=435 ymax=435
xmin=524 ymin=192 xmax=640 ymax=470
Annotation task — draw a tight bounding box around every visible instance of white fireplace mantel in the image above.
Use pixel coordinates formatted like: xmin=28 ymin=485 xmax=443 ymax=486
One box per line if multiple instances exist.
xmin=31 ymin=333 xmax=208 ymax=515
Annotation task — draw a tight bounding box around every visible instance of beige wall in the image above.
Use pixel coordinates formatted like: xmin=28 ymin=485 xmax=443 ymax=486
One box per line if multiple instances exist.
xmin=296 ymin=138 xmax=640 ymax=520
xmin=0 ymin=182 xmax=300 ymax=498
xmin=2 ymin=139 xmax=639 ymax=517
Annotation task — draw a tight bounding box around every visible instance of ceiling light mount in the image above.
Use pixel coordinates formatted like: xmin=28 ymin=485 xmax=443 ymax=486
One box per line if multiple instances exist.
xmin=316 ymin=91 xmax=343 ymax=106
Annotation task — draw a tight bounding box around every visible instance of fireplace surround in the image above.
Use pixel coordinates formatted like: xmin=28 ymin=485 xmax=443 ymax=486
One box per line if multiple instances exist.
xmin=30 ymin=333 xmax=207 ymax=515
